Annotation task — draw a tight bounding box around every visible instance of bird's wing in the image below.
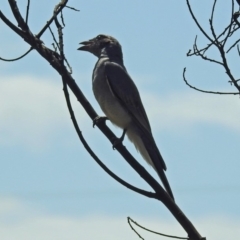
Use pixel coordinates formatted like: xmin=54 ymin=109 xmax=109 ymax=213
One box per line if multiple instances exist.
xmin=104 ymin=61 xmax=167 ymax=171
xmin=104 ymin=61 xmax=151 ymax=133
xmin=104 ymin=61 xmax=174 ymax=199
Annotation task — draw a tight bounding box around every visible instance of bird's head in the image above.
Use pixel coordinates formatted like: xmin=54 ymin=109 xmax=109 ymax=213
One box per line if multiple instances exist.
xmin=78 ymin=34 xmax=123 ymax=60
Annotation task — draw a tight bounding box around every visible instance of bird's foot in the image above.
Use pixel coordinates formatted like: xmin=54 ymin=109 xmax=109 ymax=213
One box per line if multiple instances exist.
xmin=112 ymin=129 xmax=126 ymax=150
xmin=93 ymin=116 xmax=108 ymax=128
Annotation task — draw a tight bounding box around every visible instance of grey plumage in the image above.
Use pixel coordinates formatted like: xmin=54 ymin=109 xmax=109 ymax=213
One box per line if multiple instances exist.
xmin=78 ymin=34 xmax=174 ymax=200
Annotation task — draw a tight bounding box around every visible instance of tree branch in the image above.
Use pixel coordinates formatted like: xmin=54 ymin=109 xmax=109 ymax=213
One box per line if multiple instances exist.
xmin=183 ymin=68 xmax=239 ymax=95
xmin=185 ymin=0 xmax=240 ymax=95
xmin=0 ymin=1 xmax=206 ymax=239
xmin=0 ymin=47 xmax=33 ymax=61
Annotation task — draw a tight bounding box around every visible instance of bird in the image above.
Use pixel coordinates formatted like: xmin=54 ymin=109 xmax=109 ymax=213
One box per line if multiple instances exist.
xmin=78 ymin=34 xmax=174 ymax=200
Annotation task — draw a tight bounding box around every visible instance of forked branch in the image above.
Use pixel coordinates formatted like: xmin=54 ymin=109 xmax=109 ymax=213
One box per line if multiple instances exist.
xmin=0 ymin=1 xmax=206 ymax=239
xmin=185 ymin=0 xmax=240 ymax=95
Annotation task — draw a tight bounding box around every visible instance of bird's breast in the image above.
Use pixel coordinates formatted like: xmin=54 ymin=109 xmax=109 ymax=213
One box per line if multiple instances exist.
xmin=92 ymin=58 xmax=132 ymax=129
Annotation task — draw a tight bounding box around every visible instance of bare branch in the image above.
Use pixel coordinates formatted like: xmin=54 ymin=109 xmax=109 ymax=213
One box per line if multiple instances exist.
xmin=25 ymin=0 xmax=30 ymax=24
xmin=192 ymin=37 xmax=223 ymax=65
xmin=233 ymin=11 xmax=240 ymax=28
xmin=187 ymin=20 xmax=238 ymax=57
xmin=186 ymin=0 xmax=215 ymax=44
xmin=226 ymin=38 xmax=240 ymax=52
xmin=210 ymin=0 xmax=217 ymax=25
xmin=185 ymin=0 xmax=240 ymax=95
xmin=1 ymin=1 xmax=206 ymax=239
xmin=237 ymin=44 xmax=240 ymax=55
xmin=218 ymin=45 xmax=240 ymax=92
xmin=209 ymin=0 xmax=219 ymax=45
xmin=8 ymin=0 xmax=30 ymax=31
xmin=222 ymin=0 xmax=235 ymax=46
xmin=65 ymin=5 xmax=80 ymax=11
xmin=183 ymin=68 xmax=239 ymax=95
xmin=0 ymin=10 xmax=25 ymax=37
xmin=36 ymin=0 xmax=68 ymax=38
xmin=128 ymin=217 xmax=189 ymax=240
xmin=0 ymin=47 xmax=33 ymax=61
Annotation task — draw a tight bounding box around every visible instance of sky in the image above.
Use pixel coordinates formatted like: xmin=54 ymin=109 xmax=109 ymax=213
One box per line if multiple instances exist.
xmin=1 ymin=0 xmax=240 ymax=239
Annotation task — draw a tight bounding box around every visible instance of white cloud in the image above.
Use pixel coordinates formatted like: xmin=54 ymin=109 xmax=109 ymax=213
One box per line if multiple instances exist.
xmin=0 ymin=197 xmax=239 ymax=240
xmin=0 ymin=75 xmax=88 ymax=150
xmin=1 ymin=75 xmax=239 ymax=150
xmin=143 ymin=91 xmax=240 ymax=133
xmin=0 ymin=198 xmax=24 ymax=215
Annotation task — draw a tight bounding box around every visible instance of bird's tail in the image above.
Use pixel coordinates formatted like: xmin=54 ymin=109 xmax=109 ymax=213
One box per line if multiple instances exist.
xmin=127 ymin=124 xmax=174 ymax=200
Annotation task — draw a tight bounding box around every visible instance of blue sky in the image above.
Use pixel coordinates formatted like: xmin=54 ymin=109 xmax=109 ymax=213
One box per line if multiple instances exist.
xmin=1 ymin=0 xmax=240 ymax=239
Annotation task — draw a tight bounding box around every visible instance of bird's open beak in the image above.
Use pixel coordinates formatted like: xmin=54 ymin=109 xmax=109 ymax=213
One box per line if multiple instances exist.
xmin=77 ymin=40 xmax=93 ymax=51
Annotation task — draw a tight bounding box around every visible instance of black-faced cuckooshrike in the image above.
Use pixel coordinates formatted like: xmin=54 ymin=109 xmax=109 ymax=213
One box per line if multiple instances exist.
xmin=78 ymin=34 xmax=174 ymax=200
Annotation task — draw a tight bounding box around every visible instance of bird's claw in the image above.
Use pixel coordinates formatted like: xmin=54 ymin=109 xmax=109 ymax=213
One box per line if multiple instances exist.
xmin=112 ymin=129 xmax=126 ymax=150
xmin=93 ymin=116 xmax=108 ymax=128
xmin=112 ymin=137 xmax=123 ymax=150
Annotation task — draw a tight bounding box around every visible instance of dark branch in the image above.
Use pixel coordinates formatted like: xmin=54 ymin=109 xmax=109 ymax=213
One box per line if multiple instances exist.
xmin=128 ymin=217 xmax=189 ymax=240
xmin=210 ymin=0 xmax=217 ymax=26
xmin=5 ymin=0 xmax=165 ymax=199
xmin=65 ymin=5 xmax=80 ymax=11
xmin=209 ymin=1 xmax=218 ymax=45
xmin=8 ymin=0 xmax=30 ymax=31
xmin=191 ymin=37 xmax=223 ymax=65
xmin=25 ymin=0 xmax=30 ymax=24
xmin=222 ymin=0 xmax=234 ymax=46
xmin=186 ymin=0 xmax=215 ymax=44
xmin=183 ymin=68 xmax=239 ymax=95
xmin=1 ymin=1 xmax=205 ymax=239
xmin=36 ymin=0 xmax=68 ymax=38
xmin=0 ymin=47 xmax=33 ymax=61
xmin=226 ymin=38 xmax=240 ymax=53
xmin=0 ymin=10 xmax=25 ymax=37
xmin=186 ymin=0 xmax=240 ymax=95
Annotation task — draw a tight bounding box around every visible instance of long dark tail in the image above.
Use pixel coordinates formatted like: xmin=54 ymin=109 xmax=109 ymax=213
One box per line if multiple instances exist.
xmin=142 ymin=133 xmax=174 ymax=200
xmin=155 ymin=164 xmax=174 ymax=200
xmin=127 ymin=125 xmax=174 ymax=200
xmin=144 ymin=137 xmax=174 ymax=200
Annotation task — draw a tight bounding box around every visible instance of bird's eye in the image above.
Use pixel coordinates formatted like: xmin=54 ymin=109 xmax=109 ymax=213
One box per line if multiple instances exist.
xmin=97 ymin=35 xmax=107 ymax=40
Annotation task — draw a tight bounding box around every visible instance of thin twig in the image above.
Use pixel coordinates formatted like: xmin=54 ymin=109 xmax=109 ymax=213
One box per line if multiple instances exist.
xmin=52 ymin=3 xmax=72 ymax=73
xmin=209 ymin=0 xmax=218 ymax=45
xmin=66 ymin=5 xmax=80 ymax=11
xmin=193 ymin=39 xmax=223 ymax=65
xmin=186 ymin=0 xmax=214 ymax=44
xmin=128 ymin=217 xmax=189 ymax=239
xmin=187 ymin=21 xmax=235 ymax=57
xmin=183 ymin=68 xmax=239 ymax=95
xmin=210 ymin=0 xmax=217 ymax=29
xmin=60 ymin=10 xmax=65 ymax=26
xmin=25 ymin=0 xmax=30 ymax=24
xmin=0 ymin=47 xmax=33 ymax=61
xmin=0 ymin=10 xmax=25 ymax=37
xmin=186 ymin=0 xmax=240 ymax=94
xmin=226 ymin=38 xmax=240 ymax=53
xmin=36 ymin=0 xmax=68 ymax=38
xmin=218 ymin=43 xmax=240 ymax=92
xmin=8 ymin=0 xmax=29 ymax=31
xmin=48 ymin=26 xmax=60 ymax=51
xmin=222 ymin=0 xmax=234 ymax=46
